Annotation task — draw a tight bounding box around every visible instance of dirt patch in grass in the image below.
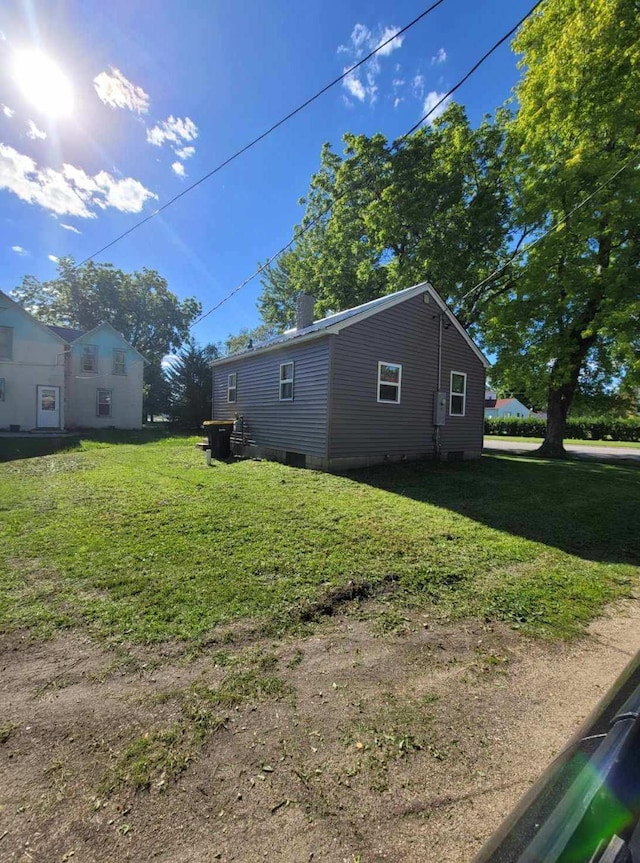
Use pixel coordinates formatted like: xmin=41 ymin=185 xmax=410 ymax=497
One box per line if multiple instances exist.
xmin=1 ymin=603 xmax=640 ymax=863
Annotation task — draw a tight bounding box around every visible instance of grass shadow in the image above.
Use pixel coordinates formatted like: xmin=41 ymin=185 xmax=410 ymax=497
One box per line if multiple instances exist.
xmin=0 ymin=426 xmax=182 ymax=463
xmin=347 ymin=452 xmax=640 ymax=565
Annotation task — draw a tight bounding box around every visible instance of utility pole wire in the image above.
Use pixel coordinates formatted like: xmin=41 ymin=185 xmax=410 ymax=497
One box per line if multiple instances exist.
xmin=191 ymin=0 xmax=544 ymax=328
xmin=76 ymin=0 xmax=447 ymax=268
xmin=457 ymin=153 xmax=639 ymax=307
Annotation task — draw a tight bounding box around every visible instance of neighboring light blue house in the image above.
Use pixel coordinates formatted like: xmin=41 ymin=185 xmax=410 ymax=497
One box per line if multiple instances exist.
xmin=212 ymin=281 xmax=489 ymax=470
xmin=0 ymin=289 xmax=145 ymax=432
xmin=484 ymin=395 xmax=531 ymax=419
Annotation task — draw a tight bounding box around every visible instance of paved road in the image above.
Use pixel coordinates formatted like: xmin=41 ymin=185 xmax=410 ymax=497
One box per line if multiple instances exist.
xmin=483 ymin=438 xmax=640 ymax=462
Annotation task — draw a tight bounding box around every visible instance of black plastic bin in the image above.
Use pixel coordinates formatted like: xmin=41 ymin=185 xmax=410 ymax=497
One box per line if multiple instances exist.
xmin=203 ymin=421 xmax=233 ymax=459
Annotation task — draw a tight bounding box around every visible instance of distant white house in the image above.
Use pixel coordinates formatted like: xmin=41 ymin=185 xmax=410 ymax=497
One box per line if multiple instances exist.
xmin=0 ymin=289 xmax=145 ymax=432
xmin=484 ymin=394 xmax=531 ymax=419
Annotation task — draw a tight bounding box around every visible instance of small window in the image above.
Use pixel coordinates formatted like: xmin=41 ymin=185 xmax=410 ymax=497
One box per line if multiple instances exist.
xmin=0 ymin=378 xmax=5 ymax=401
xmin=82 ymin=345 xmax=98 ymax=373
xmin=377 ymin=362 xmax=402 ymax=403
xmin=227 ymin=372 xmax=237 ymax=403
xmin=96 ymin=388 xmax=112 ymax=417
xmin=450 ymin=371 xmax=467 ymax=416
xmin=280 ymin=362 xmax=294 ymax=401
xmin=0 ymin=326 xmax=13 ymax=360
xmin=112 ymin=349 xmax=126 ymax=375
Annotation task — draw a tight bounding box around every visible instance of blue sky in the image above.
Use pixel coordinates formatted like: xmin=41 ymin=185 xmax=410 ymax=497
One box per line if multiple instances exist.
xmin=1 ymin=0 xmax=533 ymax=348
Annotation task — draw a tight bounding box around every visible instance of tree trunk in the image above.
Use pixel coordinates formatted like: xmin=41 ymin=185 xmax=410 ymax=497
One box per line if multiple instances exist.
xmin=537 ymin=384 xmax=573 ymax=458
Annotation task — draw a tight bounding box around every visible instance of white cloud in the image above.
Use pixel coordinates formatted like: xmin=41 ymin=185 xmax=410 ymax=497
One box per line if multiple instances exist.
xmin=60 ymin=223 xmax=81 ymax=234
xmin=26 ymin=120 xmax=47 ymax=140
xmin=0 ymin=143 xmax=157 ymax=218
xmin=174 ymin=145 xmax=195 ymax=160
xmin=147 ymin=115 xmax=198 ymax=147
xmin=2 ymin=105 xmax=15 ymax=119
xmin=48 ymin=254 xmax=59 ymax=263
xmin=412 ymin=75 xmax=425 ymax=99
xmin=393 ymin=97 xmax=402 ymax=109
xmin=94 ymin=68 xmax=150 ymax=114
xmin=375 ymin=26 xmax=403 ymax=56
xmin=11 ymin=245 xmax=27 ymax=255
xmin=339 ymin=22 xmax=403 ymax=106
xmin=422 ymin=90 xmax=451 ymax=123
xmin=431 ymin=48 xmax=447 ymax=65
xmin=171 ymin=161 xmax=185 ymax=177
xmin=343 ymin=71 xmax=366 ymax=102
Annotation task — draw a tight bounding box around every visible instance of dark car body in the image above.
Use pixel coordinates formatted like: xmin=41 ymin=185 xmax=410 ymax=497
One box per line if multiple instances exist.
xmin=473 ymin=650 xmax=640 ymax=862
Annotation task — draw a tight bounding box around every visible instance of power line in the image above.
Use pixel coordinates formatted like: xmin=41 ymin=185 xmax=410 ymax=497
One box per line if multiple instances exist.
xmin=76 ymin=0 xmax=448 ymax=268
xmin=191 ymin=0 xmax=544 ymax=328
xmin=457 ymin=152 xmax=639 ymax=308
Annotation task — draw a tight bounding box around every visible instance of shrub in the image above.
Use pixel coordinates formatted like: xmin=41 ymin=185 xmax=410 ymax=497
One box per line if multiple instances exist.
xmin=484 ymin=416 xmax=640 ymax=442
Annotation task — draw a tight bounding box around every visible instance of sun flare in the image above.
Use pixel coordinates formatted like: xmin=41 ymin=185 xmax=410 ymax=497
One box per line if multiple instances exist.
xmin=13 ymin=50 xmax=74 ymax=118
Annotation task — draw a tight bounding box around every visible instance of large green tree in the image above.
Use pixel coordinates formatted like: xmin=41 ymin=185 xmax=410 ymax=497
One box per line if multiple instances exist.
xmin=480 ymin=0 xmax=640 ymax=456
xmin=258 ymin=104 xmax=515 ymax=328
xmin=164 ymin=340 xmax=219 ymax=430
xmin=12 ymin=257 xmax=201 ymax=361
xmin=12 ymin=257 xmax=201 ymax=422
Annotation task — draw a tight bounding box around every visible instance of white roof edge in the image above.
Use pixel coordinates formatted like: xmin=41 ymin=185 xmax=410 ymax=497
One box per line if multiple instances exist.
xmin=426 ymin=287 xmax=491 ymax=368
xmin=212 ymin=280 xmax=489 ymax=368
xmin=0 ymin=289 xmax=67 ymax=344
xmin=74 ymin=321 xmax=148 ymax=363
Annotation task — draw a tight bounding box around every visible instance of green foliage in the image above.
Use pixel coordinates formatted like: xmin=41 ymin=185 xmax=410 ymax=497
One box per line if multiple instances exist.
xmin=485 ymin=416 xmax=640 ymax=442
xmin=164 ymin=340 xmax=219 ymax=429
xmin=482 ymin=0 xmax=640 ymax=453
xmin=11 ymin=257 xmax=201 ymax=363
xmin=0 ymin=438 xmax=637 ymax=644
xmin=143 ymin=360 xmax=172 ymax=420
xmin=259 ymin=105 xmax=513 ymax=328
xmin=223 ymin=321 xmax=282 ymax=356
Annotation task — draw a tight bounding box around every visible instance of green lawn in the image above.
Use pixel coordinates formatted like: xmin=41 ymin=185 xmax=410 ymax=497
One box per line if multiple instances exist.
xmin=1 ymin=435 xmax=638 ymax=643
xmin=485 ymin=435 xmax=640 ymax=449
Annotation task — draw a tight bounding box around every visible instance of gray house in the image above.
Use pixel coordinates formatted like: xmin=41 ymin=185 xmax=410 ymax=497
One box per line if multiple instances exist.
xmin=211 ymin=281 xmax=488 ymax=470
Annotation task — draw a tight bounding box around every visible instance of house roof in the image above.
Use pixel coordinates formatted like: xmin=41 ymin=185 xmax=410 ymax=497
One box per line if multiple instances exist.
xmin=485 ymin=398 xmax=497 ymax=408
xmin=46 ymin=325 xmax=86 ymax=342
xmin=212 ymin=281 xmax=490 ymax=368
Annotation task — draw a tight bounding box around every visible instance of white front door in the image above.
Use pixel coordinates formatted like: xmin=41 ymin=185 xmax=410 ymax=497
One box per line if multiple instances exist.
xmin=36 ymin=385 xmax=60 ymax=428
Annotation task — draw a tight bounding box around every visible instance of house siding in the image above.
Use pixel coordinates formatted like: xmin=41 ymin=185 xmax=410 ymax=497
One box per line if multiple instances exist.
xmin=0 ymin=295 xmax=65 ymax=431
xmin=329 ymin=293 xmax=484 ymax=463
xmin=213 ymin=340 xmax=330 ymax=459
xmin=64 ymin=329 xmax=143 ymax=429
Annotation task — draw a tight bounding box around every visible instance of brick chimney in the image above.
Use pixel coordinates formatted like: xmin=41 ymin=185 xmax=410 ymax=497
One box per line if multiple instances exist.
xmin=295 ymin=293 xmax=315 ymax=330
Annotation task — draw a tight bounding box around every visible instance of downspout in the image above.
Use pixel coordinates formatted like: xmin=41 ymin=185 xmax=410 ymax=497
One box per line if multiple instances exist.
xmin=433 ymin=312 xmax=443 ymax=459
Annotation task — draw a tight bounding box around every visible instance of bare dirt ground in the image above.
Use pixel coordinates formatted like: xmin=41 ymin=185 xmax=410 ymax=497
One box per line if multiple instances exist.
xmin=2 ymin=601 xmax=639 ymax=863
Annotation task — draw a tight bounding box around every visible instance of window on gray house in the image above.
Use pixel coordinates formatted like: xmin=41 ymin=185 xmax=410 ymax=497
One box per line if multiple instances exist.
xmin=450 ymin=371 xmax=467 ymax=416
xmin=96 ymin=389 xmax=112 ymax=417
xmin=112 ymin=349 xmax=126 ymax=375
xmin=0 ymin=326 xmax=13 ymax=360
xmin=0 ymin=378 xmax=5 ymax=401
xmin=228 ymin=372 xmax=237 ymax=403
xmin=377 ymin=362 xmax=402 ymax=403
xmin=279 ymin=362 xmax=294 ymax=401
xmin=82 ymin=345 xmax=98 ymax=373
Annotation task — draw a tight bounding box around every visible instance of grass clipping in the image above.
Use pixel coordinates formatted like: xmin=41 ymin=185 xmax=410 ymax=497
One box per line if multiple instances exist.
xmin=104 ymin=668 xmax=290 ymax=794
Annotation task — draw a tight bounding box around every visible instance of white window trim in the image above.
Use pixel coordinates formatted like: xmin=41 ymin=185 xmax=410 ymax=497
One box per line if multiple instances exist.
xmin=279 ymin=362 xmax=294 ymax=401
xmin=449 ymin=370 xmax=467 ymax=417
xmin=96 ymin=388 xmax=112 ymax=418
xmin=82 ymin=344 xmax=98 ymax=373
xmin=227 ymin=372 xmax=237 ymax=403
xmin=377 ymin=361 xmax=402 ymax=404
xmin=112 ymin=348 xmax=127 ymax=375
